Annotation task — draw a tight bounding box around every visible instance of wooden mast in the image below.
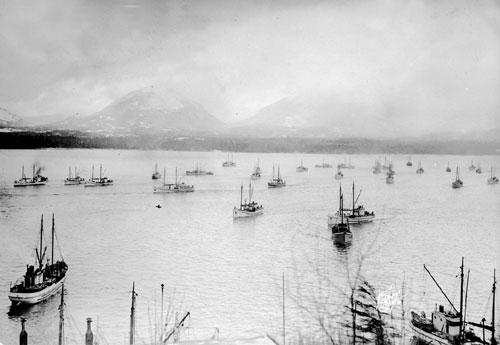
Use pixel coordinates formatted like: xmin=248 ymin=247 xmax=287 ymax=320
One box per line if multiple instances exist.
xmin=51 ymin=214 xmax=55 ymax=266
xmin=460 ymin=257 xmax=464 ymax=342
xmin=58 ymin=285 xmax=64 ymax=345
xmin=130 ymin=282 xmax=137 ymax=345
xmin=492 ymin=269 xmax=496 ymax=344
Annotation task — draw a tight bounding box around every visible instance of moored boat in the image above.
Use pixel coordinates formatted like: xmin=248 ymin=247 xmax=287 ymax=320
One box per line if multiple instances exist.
xmin=386 ymin=164 xmax=395 ymax=184
xmin=329 ymin=182 xmax=375 ymax=224
xmin=154 ymin=168 xmax=194 ymax=193
xmin=84 ymin=164 xmax=113 ymax=187
xmin=373 ymin=160 xmax=381 ymax=174
xmin=334 ymin=168 xmax=344 ymax=180
xmin=152 ymin=163 xmax=161 ymax=180
xmin=328 ymin=185 xmax=352 ymax=244
xmin=410 ymin=258 xmax=497 ymax=345
xmin=9 ymin=214 xmax=68 ymax=305
xmin=475 ymin=163 xmax=482 ymax=174
xmin=222 ymin=154 xmax=236 ymax=167
xmin=452 ymin=166 xmax=463 ymax=189
xmin=337 ymin=157 xmax=355 ymax=169
xmin=296 ymin=160 xmax=308 ymax=172
xmin=407 ymin=156 xmax=413 ymax=166
xmin=14 ymin=165 xmax=48 ymax=187
xmin=416 ymin=161 xmax=424 ymax=174
xmin=268 ymin=165 xmax=286 ymax=188
xmin=469 ymin=161 xmax=476 ymax=171
xmin=186 ymin=163 xmax=214 ymax=176
xmin=315 ymin=160 xmax=332 ymax=168
xmin=64 ymin=167 xmax=85 ymax=185
xmin=446 ymin=161 xmax=452 ymax=172
xmin=488 ymin=166 xmax=499 ymax=185
xmin=233 ymin=182 xmax=263 ymax=218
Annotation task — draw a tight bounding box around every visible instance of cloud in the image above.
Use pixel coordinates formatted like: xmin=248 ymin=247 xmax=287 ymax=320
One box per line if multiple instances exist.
xmin=0 ymin=0 xmax=499 ymax=134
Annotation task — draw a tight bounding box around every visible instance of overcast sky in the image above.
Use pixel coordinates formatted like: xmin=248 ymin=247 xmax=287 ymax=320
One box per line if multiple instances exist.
xmin=1 ymin=0 xmax=499 ymax=132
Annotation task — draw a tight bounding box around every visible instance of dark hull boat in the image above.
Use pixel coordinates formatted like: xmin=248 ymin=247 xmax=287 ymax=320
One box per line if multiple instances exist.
xmin=9 ymin=214 xmax=68 ymax=305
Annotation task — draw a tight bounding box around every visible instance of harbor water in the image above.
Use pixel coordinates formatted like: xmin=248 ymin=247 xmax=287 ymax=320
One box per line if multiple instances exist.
xmin=0 ymin=149 xmax=499 ymax=344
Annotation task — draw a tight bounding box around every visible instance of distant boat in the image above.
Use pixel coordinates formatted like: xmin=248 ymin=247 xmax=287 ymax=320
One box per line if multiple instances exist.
xmin=14 ymin=164 xmax=48 ymax=187
xmin=407 ymin=156 xmax=413 ymax=167
xmin=416 ymin=161 xmax=424 ymax=174
xmin=64 ymin=167 xmax=85 ymax=185
xmin=84 ymin=165 xmax=113 ymax=187
xmin=315 ymin=160 xmax=332 ymax=168
xmin=468 ymin=161 xmax=476 ymax=171
xmin=9 ymin=214 xmax=68 ymax=305
xmin=475 ymin=163 xmax=482 ymax=174
xmin=296 ymin=160 xmax=308 ymax=172
xmin=381 ymin=157 xmax=390 ymax=171
xmin=488 ymin=166 xmax=499 ymax=185
xmin=251 ymin=160 xmax=262 ymax=179
xmin=328 ymin=185 xmax=352 ymax=244
xmin=373 ymin=160 xmax=381 ymax=174
xmin=334 ymin=168 xmax=344 ymax=180
xmin=329 ymin=182 xmax=375 ymax=224
xmin=410 ymin=258 xmax=496 ymax=345
xmin=186 ymin=163 xmax=213 ymax=176
xmin=233 ymin=182 xmax=263 ymax=218
xmin=152 ymin=163 xmax=161 ymax=180
xmin=386 ymin=164 xmax=395 ymax=184
xmin=451 ymin=166 xmax=463 ymax=189
xmin=255 ymin=159 xmax=262 ymax=174
xmin=446 ymin=161 xmax=451 ymax=172
xmin=154 ymin=168 xmax=194 ymax=193
xmin=268 ymin=165 xmax=286 ymax=188
xmin=337 ymin=157 xmax=355 ymax=169
xmin=222 ymin=154 xmax=236 ymax=167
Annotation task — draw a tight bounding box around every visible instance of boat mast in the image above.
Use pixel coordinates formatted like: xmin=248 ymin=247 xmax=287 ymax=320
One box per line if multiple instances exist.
xmin=248 ymin=182 xmax=252 ymax=204
xmin=68 ymin=167 xmax=71 ymax=179
xmin=460 ymin=257 xmax=464 ymax=342
xmin=163 ymin=168 xmax=166 ymax=186
xmin=59 ymin=285 xmax=65 ymax=345
xmin=32 ymin=164 xmax=35 ymax=179
xmin=22 ymin=165 xmax=25 ymax=179
xmin=492 ymin=269 xmax=496 ymax=344
xmin=92 ymin=165 xmax=94 ymax=181
xmin=240 ymin=184 xmax=243 ymax=208
xmin=130 ymin=282 xmax=137 ymax=345
xmin=99 ymin=164 xmax=102 ymax=181
xmin=339 ymin=185 xmax=344 ymax=224
xmin=38 ymin=215 xmax=44 ymax=269
xmin=51 ymin=214 xmax=55 ymax=266
xmin=352 ymin=183 xmax=355 ymax=212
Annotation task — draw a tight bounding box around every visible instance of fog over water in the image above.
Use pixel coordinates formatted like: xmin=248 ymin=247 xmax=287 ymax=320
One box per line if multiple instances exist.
xmin=1 ymin=0 xmax=500 ymax=136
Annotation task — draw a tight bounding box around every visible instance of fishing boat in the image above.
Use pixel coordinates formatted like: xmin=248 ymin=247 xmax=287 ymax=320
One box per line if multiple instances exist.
xmin=154 ymin=168 xmax=194 ymax=193
xmin=334 ymin=168 xmax=344 ymax=180
xmin=386 ymin=164 xmax=395 ymax=184
xmin=222 ymin=154 xmax=236 ymax=167
xmin=329 ymin=182 xmax=375 ymax=224
xmin=186 ymin=163 xmax=214 ymax=176
xmin=382 ymin=157 xmax=390 ymax=171
xmin=315 ymin=160 xmax=332 ymax=168
xmin=152 ymin=163 xmax=161 ymax=180
xmin=296 ymin=160 xmax=308 ymax=172
xmin=9 ymin=214 xmax=68 ymax=305
xmin=373 ymin=160 xmax=381 ymax=174
xmin=14 ymin=165 xmax=48 ymax=187
xmin=416 ymin=161 xmax=424 ymax=174
xmin=407 ymin=156 xmax=413 ymax=167
xmin=328 ymin=186 xmax=352 ymax=244
xmin=84 ymin=165 xmax=113 ymax=187
xmin=475 ymin=163 xmax=482 ymax=174
xmin=64 ymin=167 xmax=85 ymax=185
xmin=337 ymin=157 xmax=355 ymax=169
xmin=410 ymin=258 xmax=497 ymax=345
xmin=452 ymin=166 xmax=464 ymax=189
xmin=251 ymin=161 xmax=262 ymax=179
xmin=488 ymin=166 xmax=499 ymax=185
xmin=233 ymin=182 xmax=263 ymax=218
xmin=268 ymin=165 xmax=286 ymax=188
xmin=469 ymin=161 xmax=476 ymax=171
xmin=446 ymin=161 xmax=452 ymax=172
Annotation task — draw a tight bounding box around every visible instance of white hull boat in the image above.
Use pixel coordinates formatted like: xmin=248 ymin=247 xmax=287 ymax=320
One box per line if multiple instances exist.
xmin=488 ymin=166 xmax=498 ymax=184
xmin=84 ymin=164 xmax=113 ymax=187
xmin=233 ymin=183 xmax=263 ymax=218
xmin=154 ymin=168 xmax=194 ymax=193
xmin=268 ymin=165 xmax=286 ymax=188
xmin=14 ymin=165 xmax=48 ymax=187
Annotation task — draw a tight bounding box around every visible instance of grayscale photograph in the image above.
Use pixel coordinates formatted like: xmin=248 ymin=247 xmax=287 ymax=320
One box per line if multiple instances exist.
xmin=0 ymin=1 xmax=499 ymax=345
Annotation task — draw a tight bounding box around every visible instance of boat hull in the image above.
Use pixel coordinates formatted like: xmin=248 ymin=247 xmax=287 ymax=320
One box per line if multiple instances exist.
xmin=268 ymin=182 xmax=286 ymax=188
xmin=9 ymin=276 xmax=66 ymax=305
xmin=14 ymin=182 xmax=46 ymax=187
xmin=331 ymin=231 xmax=353 ymax=243
xmin=233 ymin=207 xmax=264 ymax=218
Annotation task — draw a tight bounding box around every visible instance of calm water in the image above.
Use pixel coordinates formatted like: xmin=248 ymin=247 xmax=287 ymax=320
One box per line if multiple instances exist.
xmin=0 ymin=149 xmax=499 ymax=345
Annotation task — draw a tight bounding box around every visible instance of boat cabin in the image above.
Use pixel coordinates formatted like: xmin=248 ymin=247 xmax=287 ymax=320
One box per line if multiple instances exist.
xmin=432 ymin=305 xmax=461 ymax=337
